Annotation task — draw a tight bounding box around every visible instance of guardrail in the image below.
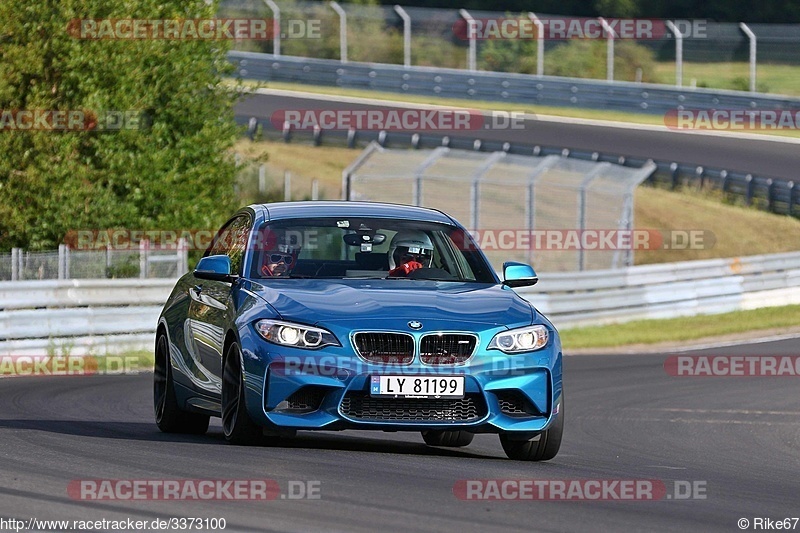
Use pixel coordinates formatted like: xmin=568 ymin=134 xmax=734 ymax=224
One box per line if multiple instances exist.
xmin=521 ymin=251 xmax=800 ymax=328
xmin=0 ymin=279 xmax=173 ymax=356
xmin=228 ymin=51 xmax=800 ymax=116
xmin=3 ymin=251 xmax=800 ymax=355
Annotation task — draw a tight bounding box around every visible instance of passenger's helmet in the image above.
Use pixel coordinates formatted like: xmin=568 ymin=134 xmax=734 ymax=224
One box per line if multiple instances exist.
xmin=388 ymin=230 xmax=434 ymax=269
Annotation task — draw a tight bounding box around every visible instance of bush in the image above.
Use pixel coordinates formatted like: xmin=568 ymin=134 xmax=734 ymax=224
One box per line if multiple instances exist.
xmin=543 ymin=39 xmax=660 ymax=82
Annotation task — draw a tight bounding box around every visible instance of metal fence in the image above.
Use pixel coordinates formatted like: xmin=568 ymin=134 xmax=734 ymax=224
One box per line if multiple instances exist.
xmin=244 ymin=122 xmax=800 ymax=218
xmin=0 ymin=241 xmax=189 ymax=281
xmin=343 ymin=142 xmax=655 ymax=272
xmin=221 ymin=0 xmax=800 ymax=94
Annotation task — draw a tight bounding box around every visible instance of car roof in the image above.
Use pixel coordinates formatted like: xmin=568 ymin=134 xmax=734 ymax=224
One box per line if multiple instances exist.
xmin=250 ymin=201 xmax=457 ymax=225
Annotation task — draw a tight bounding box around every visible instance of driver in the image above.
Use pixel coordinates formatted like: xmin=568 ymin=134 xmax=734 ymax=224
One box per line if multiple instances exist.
xmin=259 ymin=230 xmax=300 ymax=277
xmin=387 ymin=230 xmax=434 ymax=277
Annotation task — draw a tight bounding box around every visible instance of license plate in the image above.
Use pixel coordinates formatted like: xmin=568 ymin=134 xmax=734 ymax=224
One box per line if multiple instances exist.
xmin=370 ymin=375 xmax=464 ymax=398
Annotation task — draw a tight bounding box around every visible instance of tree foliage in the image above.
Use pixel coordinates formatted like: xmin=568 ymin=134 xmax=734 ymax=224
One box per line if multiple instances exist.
xmin=0 ymin=0 xmax=240 ymax=251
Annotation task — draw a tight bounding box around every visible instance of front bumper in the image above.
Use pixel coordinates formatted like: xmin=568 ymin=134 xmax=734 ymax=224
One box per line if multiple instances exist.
xmin=240 ymin=342 xmax=563 ymax=435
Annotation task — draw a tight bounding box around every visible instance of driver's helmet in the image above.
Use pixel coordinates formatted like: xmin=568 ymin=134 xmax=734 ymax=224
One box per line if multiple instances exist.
xmin=259 ymin=229 xmax=301 ymax=276
xmin=388 ymin=230 xmax=434 ymax=270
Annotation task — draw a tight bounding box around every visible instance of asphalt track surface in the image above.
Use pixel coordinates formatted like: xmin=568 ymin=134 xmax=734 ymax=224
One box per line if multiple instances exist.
xmin=1 ymin=338 xmax=798 ymax=532
xmin=236 ymin=92 xmax=800 ymax=181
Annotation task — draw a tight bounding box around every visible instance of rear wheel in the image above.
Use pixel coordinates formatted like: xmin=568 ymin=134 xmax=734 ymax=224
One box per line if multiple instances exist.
xmin=500 ymin=393 xmax=563 ymax=461
xmin=421 ymin=430 xmax=474 ymax=447
xmin=222 ymin=342 xmax=263 ymax=445
xmin=154 ymin=334 xmax=209 ymax=434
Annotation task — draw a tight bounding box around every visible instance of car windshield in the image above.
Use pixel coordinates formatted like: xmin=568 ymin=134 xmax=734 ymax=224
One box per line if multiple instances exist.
xmin=249 ymin=217 xmax=496 ymax=283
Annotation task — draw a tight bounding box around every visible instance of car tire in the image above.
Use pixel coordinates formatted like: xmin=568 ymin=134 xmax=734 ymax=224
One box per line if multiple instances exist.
xmin=500 ymin=393 xmax=563 ymax=461
xmin=154 ymin=334 xmax=210 ymax=435
xmin=222 ymin=342 xmax=263 ymax=445
xmin=421 ymin=430 xmax=474 ymax=447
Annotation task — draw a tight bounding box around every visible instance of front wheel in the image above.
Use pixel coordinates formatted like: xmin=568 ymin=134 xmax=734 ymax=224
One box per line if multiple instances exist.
xmin=421 ymin=430 xmax=474 ymax=447
xmin=154 ymin=334 xmax=209 ymax=434
xmin=500 ymin=393 xmax=563 ymax=461
xmin=222 ymin=342 xmax=263 ymax=445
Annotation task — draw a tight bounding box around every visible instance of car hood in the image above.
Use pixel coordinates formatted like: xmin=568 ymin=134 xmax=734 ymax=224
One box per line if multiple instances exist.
xmin=247 ymin=279 xmax=534 ymax=328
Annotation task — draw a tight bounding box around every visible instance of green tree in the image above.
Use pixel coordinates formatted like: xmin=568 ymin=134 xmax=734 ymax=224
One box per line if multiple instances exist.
xmin=0 ymin=0 xmax=241 ymax=251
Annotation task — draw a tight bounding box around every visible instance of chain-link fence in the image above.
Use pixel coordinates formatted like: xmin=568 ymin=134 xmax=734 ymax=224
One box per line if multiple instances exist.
xmin=343 ymin=142 xmax=656 ymax=272
xmin=220 ymin=0 xmax=800 ymax=95
xmin=0 ymin=243 xmax=188 ymax=281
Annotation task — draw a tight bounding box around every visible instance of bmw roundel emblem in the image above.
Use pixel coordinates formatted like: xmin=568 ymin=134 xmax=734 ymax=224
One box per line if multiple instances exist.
xmin=408 ymin=320 xmax=423 ymax=330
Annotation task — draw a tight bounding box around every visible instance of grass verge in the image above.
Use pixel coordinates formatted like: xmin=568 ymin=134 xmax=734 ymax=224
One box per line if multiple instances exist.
xmin=560 ymin=305 xmax=800 ymax=350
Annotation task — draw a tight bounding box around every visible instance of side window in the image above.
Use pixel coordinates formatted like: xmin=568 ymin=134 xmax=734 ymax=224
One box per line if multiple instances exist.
xmin=206 ymin=215 xmax=252 ymax=275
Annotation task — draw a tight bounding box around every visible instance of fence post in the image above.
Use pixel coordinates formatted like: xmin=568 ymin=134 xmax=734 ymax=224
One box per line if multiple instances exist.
xmin=767 ymin=178 xmax=775 ymax=211
xmin=394 ymin=5 xmax=411 ymax=68
xmin=665 ymin=21 xmax=684 ymax=87
xmin=58 ymin=244 xmax=66 ymax=279
xmin=264 ymin=0 xmax=281 ymax=57
xmin=11 ymin=248 xmax=20 ymax=281
xmin=695 ymin=166 xmax=704 ymax=189
xmin=258 ymin=164 xmax=267 ymax=194
xmin=284 ymin=171 xmax=292 ymax=201
xmin=527 ymin=12 xmax=544 ymax=77
xmin=745 ymin=174 xmax=754 ymax=206
xmin=739 ymin=23 xmax=757 ymax=93
xmin=670 ymin=162 xmax=679 ymax=190
xmin=106 ymin=244 xmax=112 ymax=278
xmin=178 ymin=237 xmax=188 ymax=276
xmin=789 ymin=181 xmax=796 ymax=216
xmin=139 ymin=240 xmax=149 ymax=279
xmin=330 ymin=1 xmax=348 ymax=63
xmin=311 ymin=179 xmax=319 ymax=200
xmin=598 ymin=18 xmax=615 ymax=81
xmin=459 ymin=9 xmax=477 ymax=72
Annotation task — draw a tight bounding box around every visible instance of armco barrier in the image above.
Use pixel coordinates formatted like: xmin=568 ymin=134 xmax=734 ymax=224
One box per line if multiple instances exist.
xmin=2 ymin=252 xmax=800 ymax=355
xmin=520 ymin=251 xmax=800 ymax=328
xmin=0 ymin=279 xmax=174 ymax=356
xmin=228 ymin=51 xmax=800 ymax=116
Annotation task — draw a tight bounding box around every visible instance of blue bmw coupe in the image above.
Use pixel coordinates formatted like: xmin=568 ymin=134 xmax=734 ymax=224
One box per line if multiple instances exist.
xmin=154 ymin=201 xmax=563 ymax=461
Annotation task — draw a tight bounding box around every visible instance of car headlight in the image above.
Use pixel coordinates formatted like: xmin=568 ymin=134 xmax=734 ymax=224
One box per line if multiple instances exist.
xmin=255 ymin=319 xmax=340 ymax=349
xmin=488 ymin=325 xmax=549 ymax=353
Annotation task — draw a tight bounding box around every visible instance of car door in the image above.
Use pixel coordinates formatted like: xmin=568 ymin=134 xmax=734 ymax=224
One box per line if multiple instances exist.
xmin=186 ymin=214 xmax=252 ymax=394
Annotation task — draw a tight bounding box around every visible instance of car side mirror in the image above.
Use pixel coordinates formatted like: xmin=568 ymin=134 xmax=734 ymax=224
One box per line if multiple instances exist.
xmin=502 ymin=261 xmax=538 ymax=288
xmin=194 ymin=255 xmax=239 ymax=283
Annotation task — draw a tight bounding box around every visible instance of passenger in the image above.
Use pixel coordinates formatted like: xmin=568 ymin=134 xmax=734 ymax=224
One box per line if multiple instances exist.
xmin=259 ymin=230 xmax=300 ymax=277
